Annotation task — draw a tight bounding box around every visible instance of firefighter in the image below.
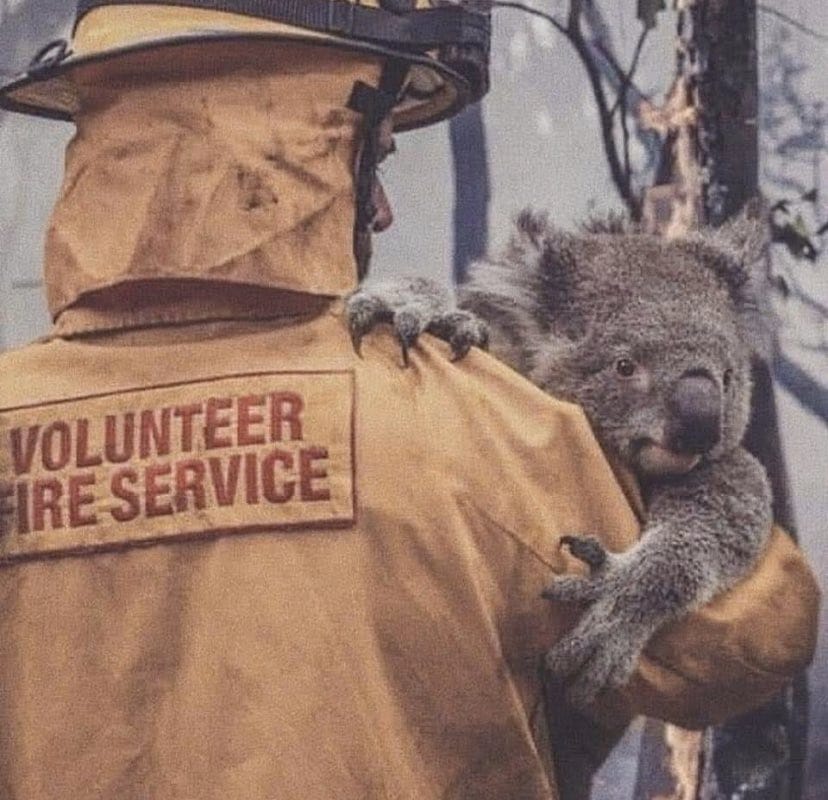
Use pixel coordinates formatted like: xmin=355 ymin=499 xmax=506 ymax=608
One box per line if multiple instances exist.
xmin=0 ymin=2 xmax=818 ymax=798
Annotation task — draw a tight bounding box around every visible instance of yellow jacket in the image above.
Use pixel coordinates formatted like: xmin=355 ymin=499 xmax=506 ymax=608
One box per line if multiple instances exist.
xmin=0 ymin=58 xmax=817 ymax=798
xmin=0 ymin=298 xmax=818 ymax=800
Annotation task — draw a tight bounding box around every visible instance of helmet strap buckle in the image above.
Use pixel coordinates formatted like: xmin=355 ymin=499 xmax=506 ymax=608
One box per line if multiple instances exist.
xmin=347 ymin=60 xmax=408 ymax=278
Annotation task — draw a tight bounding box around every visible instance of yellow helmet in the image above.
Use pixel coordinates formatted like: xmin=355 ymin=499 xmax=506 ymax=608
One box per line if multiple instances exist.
xmin=0 ymin=0 xmax=490 ymax=132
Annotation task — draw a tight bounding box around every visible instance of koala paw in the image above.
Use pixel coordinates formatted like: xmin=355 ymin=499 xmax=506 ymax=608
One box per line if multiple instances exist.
xmin=545 ymin=605 xmax=647 ymax=710
xmin=345 ymin=278 xmax=488 ymax=366
xmin=542 ymin=540 xmax=650 ymax=709
xmin=560 ymin=534 xmax=608 ymax=571
xmin=540 ymin=535 xmax=611 ymax=604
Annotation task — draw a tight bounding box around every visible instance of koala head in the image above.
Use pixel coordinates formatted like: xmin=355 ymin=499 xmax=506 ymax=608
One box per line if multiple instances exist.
xmin=462 ymin=209 xmax=767 ymax=478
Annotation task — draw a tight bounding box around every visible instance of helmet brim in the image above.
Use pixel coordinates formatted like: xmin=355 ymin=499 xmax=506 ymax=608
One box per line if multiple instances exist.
xmin=0 ymin=30 xmax=472 ymax=132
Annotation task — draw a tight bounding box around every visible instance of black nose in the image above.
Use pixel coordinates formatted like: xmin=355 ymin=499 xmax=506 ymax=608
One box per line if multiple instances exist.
xmin=666 ymin=372 xmax=721 ymax=454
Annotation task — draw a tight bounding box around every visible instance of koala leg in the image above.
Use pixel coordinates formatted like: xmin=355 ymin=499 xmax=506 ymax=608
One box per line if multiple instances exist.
xmin=346 ymin=277 xmax=488 ymax=364
xmin=547 ymin=601 xmax=650 ymax=710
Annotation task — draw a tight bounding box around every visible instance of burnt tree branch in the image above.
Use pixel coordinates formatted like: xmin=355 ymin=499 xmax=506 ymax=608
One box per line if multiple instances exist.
xmin=774 ymin=352 xmax=828 ymax=426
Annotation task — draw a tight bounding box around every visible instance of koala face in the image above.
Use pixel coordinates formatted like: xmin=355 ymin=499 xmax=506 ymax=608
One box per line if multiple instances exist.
xmin=465 ymin=211 xmax=763 ymax=480
xmin=543 ymin=306 xmax=753 ymax=477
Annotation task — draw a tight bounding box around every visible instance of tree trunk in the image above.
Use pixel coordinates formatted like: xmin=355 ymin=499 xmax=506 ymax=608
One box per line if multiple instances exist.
xmin=449 ymin=102 xmax=490 ymax=284
xmin=636 ymin=2 xmax=807 ymax=799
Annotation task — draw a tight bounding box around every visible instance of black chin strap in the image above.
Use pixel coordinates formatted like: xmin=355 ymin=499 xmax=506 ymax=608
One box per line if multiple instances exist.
xmin=347 ymin=59 xmax=409 ymax=278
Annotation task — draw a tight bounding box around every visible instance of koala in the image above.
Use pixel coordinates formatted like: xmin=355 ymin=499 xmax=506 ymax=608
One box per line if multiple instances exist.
xmin=346 ymin=209 xmax=773 ymax=710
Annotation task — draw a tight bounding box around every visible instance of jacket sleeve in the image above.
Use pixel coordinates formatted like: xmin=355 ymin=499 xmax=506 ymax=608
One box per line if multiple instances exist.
xmin=600 ymin=525 xmax=820 ymax=729
xmin=455 ymin=347 xmax=820 ymax=731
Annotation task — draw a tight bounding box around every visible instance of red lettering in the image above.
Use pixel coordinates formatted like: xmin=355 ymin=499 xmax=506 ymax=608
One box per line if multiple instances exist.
xmin=270 ymin=392 xmax=304 ymax=441
xmin=237 ymin=394 xmax=266 ymax=446
xmin=175 ymin=459 xmax=206 ymax=512
xmin=33 ymin=478 xmax=63 ymax=532
xmin=16 ymin=482 xmax=29 ymax=534
xmin=105 ymin=413 xmax=135 ymax=463
xmin=140 ymin=408 xmax=171 ymax=459
xmin=145 ymin=463 xmax=173 ymax=518
xmin=205 ymin=397 xmax=233 ymax=449
xmin=10 ymin=426 xmax=39 ymax=475
xmin=68 ymin=473 xmax=97 ymax=528
xmin=41 ymin=421 xmax=71 ymax=471
xmin=110 ymin=468 xmax=140 ymax=522
xmin=0 ymin=482 xmax=14 ymax=536
xmin=76 ymin=419 xmax=103 ymax=468
xmin=261 ymin=449 xmax=295 ymax=503
xmin=299 ymin=447 xmax=331 ymax=501
xmin=245 ymin=453 xmax=259 ymax=505
xmin=209 ymin=455 xmax=241 ymax=506
xmin=174 ymin=403 xmax=203 ymax=452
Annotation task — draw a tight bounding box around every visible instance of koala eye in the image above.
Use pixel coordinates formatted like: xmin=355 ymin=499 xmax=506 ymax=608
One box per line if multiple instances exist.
xmin=615 ymin=357 xmax=637 ymax=378
xmin=723 ymin=368 xmax=734 ymax=390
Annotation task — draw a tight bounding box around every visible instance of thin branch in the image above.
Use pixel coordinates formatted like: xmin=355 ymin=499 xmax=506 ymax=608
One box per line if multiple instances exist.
xmin=567 ymin=0 xmax=582 ymax=33
xmin=607 ymin=26 xmax=648 ymax=189
xmin=493 ymin=0 xmax=646 ymax=217
xmin=758 ymin=4 xmax=828 ymax=43
xmin=581 ymin=18 xmax=660 ymax=175
xmin=573 ymin=18 xmax=651 ymax=107
xmin=774 ymin=352 xmax=828 ymax=425
xmin=566 ymin=3 xmax=640 ymax=216
xmin=609 ymin=27 xmax=649 ymax=118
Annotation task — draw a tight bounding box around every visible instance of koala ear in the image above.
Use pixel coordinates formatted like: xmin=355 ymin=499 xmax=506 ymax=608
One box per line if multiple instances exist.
xmin=710 ymin=199 xmax=769 ymax=272
xmin=577 ymin=210 xmax=632 ymax=235
xmin=680 ymin=206 xmax=773 ymax=358
xmin=712 ymin=204 xmax=773 ymax=357
xmin=465 ymin=208 xmax=579 ymax=319
xmin=460 ymin=209 xmax=582 ymax=367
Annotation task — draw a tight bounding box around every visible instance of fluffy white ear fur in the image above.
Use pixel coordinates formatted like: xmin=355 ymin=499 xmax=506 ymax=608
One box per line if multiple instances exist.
xmin=708 ymin=205 xmax=774 ymax=361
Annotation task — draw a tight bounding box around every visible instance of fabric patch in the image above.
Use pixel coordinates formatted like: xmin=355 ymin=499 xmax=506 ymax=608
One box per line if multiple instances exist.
xmin=0 ymin=371 xmax=355 ymax=564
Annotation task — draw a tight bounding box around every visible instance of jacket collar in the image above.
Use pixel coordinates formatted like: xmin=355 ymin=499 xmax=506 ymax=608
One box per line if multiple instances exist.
xmin=45 ymin=52 xmax=380 ymax=332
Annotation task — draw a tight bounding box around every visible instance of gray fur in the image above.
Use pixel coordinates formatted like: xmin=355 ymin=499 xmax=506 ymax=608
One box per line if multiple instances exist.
xmin=346 ymin=209 xmax=773 ymax=710
xmin=348 ymin=277 xmax=488 ymax=365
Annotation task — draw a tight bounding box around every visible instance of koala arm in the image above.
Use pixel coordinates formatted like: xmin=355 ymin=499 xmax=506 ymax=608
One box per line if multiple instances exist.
xmin=543 ymin=449 xmax=818 ymax=728
xmin=544 ymin=448 xmax=776 ymax=710
xmin=608 ymin=523 xmax=820 ymax=729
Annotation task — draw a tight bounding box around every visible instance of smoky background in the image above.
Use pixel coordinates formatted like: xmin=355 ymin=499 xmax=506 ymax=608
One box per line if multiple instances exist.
xmin=1 ymin=1 xmax=825 ymax=797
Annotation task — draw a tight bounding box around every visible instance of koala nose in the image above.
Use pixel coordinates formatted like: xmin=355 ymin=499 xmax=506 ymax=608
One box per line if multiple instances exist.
xmin=666 ymin=371 xmax=722 ymax=454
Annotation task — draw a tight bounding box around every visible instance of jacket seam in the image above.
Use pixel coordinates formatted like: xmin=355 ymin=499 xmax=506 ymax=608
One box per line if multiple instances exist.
xmin=460 ymin=500 xmax=557 ymax=570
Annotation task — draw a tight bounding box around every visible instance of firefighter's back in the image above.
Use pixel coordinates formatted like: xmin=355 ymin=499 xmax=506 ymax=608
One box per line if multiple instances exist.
xmin=0 ymin=305 xmax=640 ymax=800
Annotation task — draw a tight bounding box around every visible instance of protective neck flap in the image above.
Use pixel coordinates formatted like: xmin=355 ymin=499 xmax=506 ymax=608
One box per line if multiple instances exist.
xmin=45 ymin=46 xmax=381 ymax=320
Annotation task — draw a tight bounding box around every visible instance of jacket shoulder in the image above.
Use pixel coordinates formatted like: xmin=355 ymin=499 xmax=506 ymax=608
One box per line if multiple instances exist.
xmin=0 ymin=338 xmax=68 ymax=408
xmin=354 ymin=332 xmax=640 ymax=562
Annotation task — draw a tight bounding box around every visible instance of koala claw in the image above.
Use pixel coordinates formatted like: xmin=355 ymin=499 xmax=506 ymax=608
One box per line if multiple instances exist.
xmin=560 ymin=535 xmax=608 ymax=571
xmin=428 ymin=310 xmax=490 ymax=361
xmin=345 ymin=279 xmax=488 ymax=366
xmin=394 ymin=310 xmax=424 ymax=366
xmin=347 ymin=293 xmax=391 ymax=356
